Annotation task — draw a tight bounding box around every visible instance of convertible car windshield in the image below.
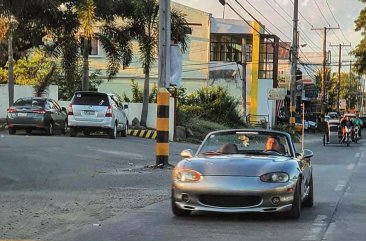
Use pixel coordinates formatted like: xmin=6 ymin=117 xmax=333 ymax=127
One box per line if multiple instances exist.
xmin=198 ymin=131 xmax=291 ymax=156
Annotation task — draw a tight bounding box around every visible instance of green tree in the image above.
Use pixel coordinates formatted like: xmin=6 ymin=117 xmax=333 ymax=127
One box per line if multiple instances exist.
xmin=103 ymin=0 xmax=190 ymax=127
xmin=353 ymin=0 xmax=366 ymax=74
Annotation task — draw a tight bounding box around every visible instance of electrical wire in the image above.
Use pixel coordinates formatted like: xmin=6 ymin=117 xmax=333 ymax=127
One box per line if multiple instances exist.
xmin=313 ymin=0 xmax=331 ymax=26
xmin=325 ymin=0 xmax=351 ymax=44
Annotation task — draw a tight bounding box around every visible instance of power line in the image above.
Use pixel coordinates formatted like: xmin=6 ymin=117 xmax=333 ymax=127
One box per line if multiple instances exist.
xmin=325 ymin=0 xmax=352 ymax=44
xmin=268 ymin=0 xmax=322 ymax=53
xmin=313 ymin=0 xmax=331 ymax=26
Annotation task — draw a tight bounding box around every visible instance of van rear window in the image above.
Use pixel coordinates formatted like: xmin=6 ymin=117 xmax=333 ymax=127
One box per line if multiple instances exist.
xmin=72 ymin=93 xmax=109 ymax=106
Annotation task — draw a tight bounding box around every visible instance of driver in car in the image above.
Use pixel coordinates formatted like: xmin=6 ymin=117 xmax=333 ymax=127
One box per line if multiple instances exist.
xmin=265 ymin=136 xmax=284 ymax=154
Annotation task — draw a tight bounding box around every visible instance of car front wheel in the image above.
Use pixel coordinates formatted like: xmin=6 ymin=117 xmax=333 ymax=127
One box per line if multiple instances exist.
xmin=303 ymin=175 xmax=314 ymax=207
xmin=285 ymin=180 xmax=301 ymax=219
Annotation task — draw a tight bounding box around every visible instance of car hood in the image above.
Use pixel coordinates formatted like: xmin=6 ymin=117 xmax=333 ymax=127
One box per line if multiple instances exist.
xmin=180 ymin=155 xmax=290 ymax=176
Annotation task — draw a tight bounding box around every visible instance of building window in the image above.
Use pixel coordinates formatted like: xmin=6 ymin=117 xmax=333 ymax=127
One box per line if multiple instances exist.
xmin=258 ymin=38 xmax=274 ymax=79
xmin=210 ymin=34 xmax=253 ymax=63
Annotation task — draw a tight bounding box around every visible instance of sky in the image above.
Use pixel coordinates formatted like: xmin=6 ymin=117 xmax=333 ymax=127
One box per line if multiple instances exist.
xmin=173 ymin=0 xmax=364 ymax=67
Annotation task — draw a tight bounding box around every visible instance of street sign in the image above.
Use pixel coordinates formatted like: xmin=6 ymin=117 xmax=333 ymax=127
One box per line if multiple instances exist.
xmin=268 ymin=88 xmax=287 ymax=100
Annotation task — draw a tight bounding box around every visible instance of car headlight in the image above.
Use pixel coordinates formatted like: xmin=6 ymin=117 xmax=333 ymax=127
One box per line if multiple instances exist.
xmin=173 ymin=169 xmax=202 ymax=182
xmin=260 ymin=172 xmax=289 ymax=183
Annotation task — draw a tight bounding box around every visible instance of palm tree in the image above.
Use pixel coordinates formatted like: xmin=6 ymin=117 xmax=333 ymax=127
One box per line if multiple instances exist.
xmin=103 ymin=0 xmax=190 ymax=127
xmin=79 ymin=0 xmax=96 ymax=91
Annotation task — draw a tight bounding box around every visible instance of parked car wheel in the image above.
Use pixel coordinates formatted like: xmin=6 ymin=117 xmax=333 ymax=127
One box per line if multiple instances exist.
xmin=45 ymin=121 xmax=54 ymax=136
xmin=61 ymin=120 xmax=68 ymax=134
xmin=8 ymin=128 xmax=16 ymax=135
xmin=109 ymin=123 xmax=117 ymax=139
xmin=83 ymin=130 xmax=90 ymax=136
xmin=121 ymin=121 xmax=128 ymax=137
xmin=69 ymin=127 xmax=77 ymax=137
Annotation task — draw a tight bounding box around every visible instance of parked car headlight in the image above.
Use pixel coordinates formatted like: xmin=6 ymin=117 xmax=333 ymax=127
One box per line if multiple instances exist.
xmin=173 ymin=169 xmax=202 ymax=182
xmin=260 ymin=172 xmax=289 ymax=183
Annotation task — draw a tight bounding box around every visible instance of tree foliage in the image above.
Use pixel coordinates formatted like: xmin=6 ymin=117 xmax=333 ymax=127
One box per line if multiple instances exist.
xmin=353 ymin=1 xmax=366 ymax=74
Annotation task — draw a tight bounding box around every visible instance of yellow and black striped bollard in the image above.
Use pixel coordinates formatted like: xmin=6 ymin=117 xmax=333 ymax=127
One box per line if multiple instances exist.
xmin=156 ymin=88 xmax=170 ymax=166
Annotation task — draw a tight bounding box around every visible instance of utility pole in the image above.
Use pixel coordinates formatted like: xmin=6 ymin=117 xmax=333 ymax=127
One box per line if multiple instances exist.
xmin=347 ymin=61 xmax=353 ymax=111
xmin=289 ymin=0 xmax=298 ymax=125
xmin=240 ymin=38 xmax=247 ymax=119
xmin=156 ymin=0 xmax=171 ymax=167
xmin=329 ymin=43 xmax=351 ymax=112
xmin=312 ymin=26 xmax=339 ymax=119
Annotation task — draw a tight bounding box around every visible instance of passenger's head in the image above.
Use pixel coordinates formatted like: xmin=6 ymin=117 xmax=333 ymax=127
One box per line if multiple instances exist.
xmin=265 ymin=136 xmax=280 ymax=151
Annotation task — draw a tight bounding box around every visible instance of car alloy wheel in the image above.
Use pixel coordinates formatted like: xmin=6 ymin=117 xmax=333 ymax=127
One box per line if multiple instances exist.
xmin=109 ymin=124 xmax=117 ymax=139
xmin=303 ymin=175 xmax=314 ymax=207
xmin=121 ymin=120 xmax=128 ymax=137
xmin=46 ymin=122 xmax=54 ymax=136
xmin=61 ymin=120 xmax=68 ymax=134
xmin=285 ymin=180 xmax=301 ymax=219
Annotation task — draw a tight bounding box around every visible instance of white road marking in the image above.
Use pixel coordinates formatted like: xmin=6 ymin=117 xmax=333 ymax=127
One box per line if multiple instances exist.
xmin=347 ymin=164 xmax=355 ymax=170
xmin=92 ymin=148 xmax=145 ymax=159
xmin=355 ymin=152 xmax=360 ymax=158
xmin=335 ymin=180 xmax=346 ymax=191
xmin=302 ymin=215 xmax=327 ymax=241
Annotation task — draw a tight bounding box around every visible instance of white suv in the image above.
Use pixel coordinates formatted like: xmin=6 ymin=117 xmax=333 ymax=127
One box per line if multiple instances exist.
xmin=67 ymin=91 xmax=128 ymax=139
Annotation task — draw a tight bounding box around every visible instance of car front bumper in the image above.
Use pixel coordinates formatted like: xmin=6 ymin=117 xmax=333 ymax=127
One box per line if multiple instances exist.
xmin=172 ymin=176 xmax=297 ymax=213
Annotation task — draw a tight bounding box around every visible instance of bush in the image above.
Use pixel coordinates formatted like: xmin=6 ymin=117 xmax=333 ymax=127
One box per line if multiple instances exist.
xmin=179 ymin=86 xmax=244 ymax=128
xmin=182 ymin=117 xmax=230 ymax=144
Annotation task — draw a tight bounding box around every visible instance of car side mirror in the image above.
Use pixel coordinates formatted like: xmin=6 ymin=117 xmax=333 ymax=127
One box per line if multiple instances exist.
xmin=297 ymin=149 xmax=313 ymax=159
xmin=61 ymin=107 xmax=67 ymax=112
xmin=124 ymin=104 xmax=128 ymax=109
xmin=180 ymin=149 xmax=193 ymax=158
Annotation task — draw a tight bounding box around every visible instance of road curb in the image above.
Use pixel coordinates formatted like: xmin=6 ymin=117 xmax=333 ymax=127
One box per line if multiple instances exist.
xmin=128 ymin=129 xmax=157 ymax=139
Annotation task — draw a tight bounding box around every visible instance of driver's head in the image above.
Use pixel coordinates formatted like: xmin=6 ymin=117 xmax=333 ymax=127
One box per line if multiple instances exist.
xmin=265 ymin=136 xmax=280 ymax=151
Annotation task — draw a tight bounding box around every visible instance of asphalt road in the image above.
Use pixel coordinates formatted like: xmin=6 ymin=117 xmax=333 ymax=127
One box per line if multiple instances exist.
xmin=1 ymin=130 xmax=366 ymax=241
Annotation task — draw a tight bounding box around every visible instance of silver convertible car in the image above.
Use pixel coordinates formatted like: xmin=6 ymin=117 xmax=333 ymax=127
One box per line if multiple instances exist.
xmin=171 ymin=129 xmax=314 ymax=218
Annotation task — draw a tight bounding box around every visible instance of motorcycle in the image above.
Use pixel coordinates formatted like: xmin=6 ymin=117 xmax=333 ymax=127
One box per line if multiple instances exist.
xmin=353 ymin=126 xmax=360 ymax=143
xmin=344 ymin=125 xmax=352 ymax=146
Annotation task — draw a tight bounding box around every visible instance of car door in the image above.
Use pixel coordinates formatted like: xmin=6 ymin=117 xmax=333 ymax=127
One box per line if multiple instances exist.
xmin=52 ymin=100 xmax=67 ymax=129
xmin=110 ymin=96 xmax=124 ymax=130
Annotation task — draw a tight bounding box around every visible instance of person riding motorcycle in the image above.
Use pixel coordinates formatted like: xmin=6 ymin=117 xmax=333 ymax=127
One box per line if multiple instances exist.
xmin=340 ymin=116 xmax=353 ymax=142
xmin=352 ymin=115 xmax=363 ymax=138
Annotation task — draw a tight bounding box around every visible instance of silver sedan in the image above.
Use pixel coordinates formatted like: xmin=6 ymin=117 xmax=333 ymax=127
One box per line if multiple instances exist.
xmin=171 ymin=129 xmax=314 ymax=218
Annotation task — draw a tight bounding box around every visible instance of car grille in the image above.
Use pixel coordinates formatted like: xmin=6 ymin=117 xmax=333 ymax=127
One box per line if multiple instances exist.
xmin=198 ymin=195 xmax=262 ymax=208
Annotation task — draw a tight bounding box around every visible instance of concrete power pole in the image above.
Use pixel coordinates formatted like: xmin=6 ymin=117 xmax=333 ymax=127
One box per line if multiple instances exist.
xmin=329 ymin=43 xmax=351 ymax=112
xmin=289 ymin=0 xmax=298 ymax=125
xmin=156 ymin=0 xmax=171 ymax=167
xmin=241 ymin=38 xmax=247 ymax=119
xmin=312 ymin=26 xmax=339 ymax=119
